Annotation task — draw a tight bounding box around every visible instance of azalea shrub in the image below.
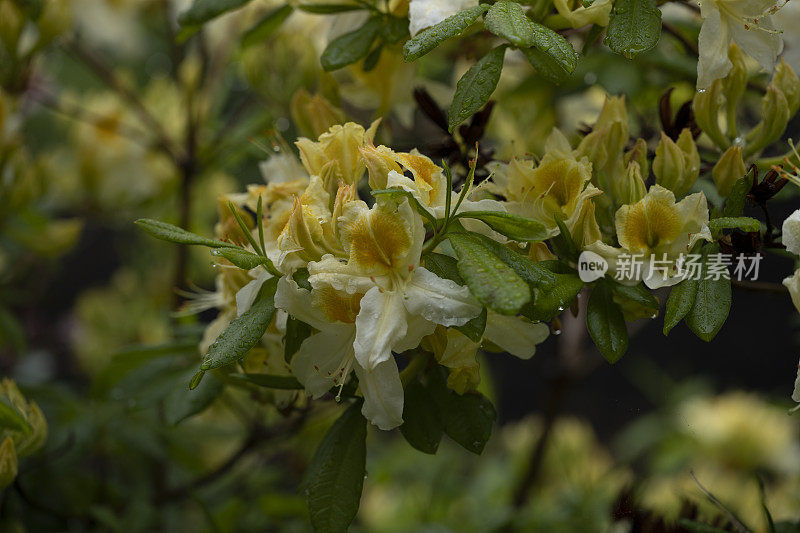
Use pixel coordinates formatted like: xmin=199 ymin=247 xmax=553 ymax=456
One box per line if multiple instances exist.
xmin=2 ymin=0 xmax=800 ymax=531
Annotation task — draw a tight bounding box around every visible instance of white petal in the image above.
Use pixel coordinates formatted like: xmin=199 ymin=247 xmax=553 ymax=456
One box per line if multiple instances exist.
xmin=784 ymin=268 xmax=800 ymax=313
xmin=354 ymin=358 xmax=404 ymax=430
xmin=730 ymin=16 xmax=783 ymax=74
xmin=408 ymin=0 xmax=474 ymax=36
xmin=393 ymin=313 xmax=437 ymax=353
xmin=484 ymin=312 xmax=549 ymax=360
xmin=235 ymin=269 xmax=273 ymax=316
xmin=782 ymin=209 xmax=800 ymax=256
xmin=697 ymin=6 xmax=733 ymax=88
xmin=403 ymin=267 xmax=482 ymax=327
xmin=354 ymin=287 xmax=408 ymax=369
xmin=273 ymin=276 xmax=331 ymax=331
xmin=291 ymin=327 xmax=356 ymax=398
xmin=308 ymin=255 xmax=379 ymax=295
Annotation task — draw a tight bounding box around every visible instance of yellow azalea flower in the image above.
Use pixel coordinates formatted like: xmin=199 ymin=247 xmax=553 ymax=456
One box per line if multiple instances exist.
xmin=587 ymin=185 xmax=712 ymax=288
xmin=275 ymin=197 xmax=482 ymax=429
xmin=295 ymin=121 xmax=380 ymax=197
xmin=488 ymin=146 xmax=602 ymax=244
xmin=696 ymin=0 xmax=784 ymax=89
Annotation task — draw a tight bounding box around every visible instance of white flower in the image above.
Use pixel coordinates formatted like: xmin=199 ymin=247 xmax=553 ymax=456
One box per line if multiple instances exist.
xmin=782 ymin=208 xmax=800 ymax=256
xmin=409 ymin=0 xmax=476 ymax=36
xmin=696 ymin=0 xmax=784 ymax=88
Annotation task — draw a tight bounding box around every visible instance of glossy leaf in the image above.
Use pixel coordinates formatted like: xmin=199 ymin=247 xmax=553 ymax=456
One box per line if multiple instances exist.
xmin=586 ymin=281 xmax=628 ymax=363
xmin=400 ymin=381 xmax=443 ymax=454
xmin=604 ymin=0 xmax=662 ymax=59
xmin=135 ymin=219 xmax=235 ymax=248
xmin=456 ymin=211 xmax=548 ymax=242
xmin=215 ymin=247 xmax=274 ymax=271
xmin=429 ymin=368 xmax=495 ymax=455
xmin=200 ymin=277 xmax=278 ymax=370
xmin=448 ymin=45 xmax=506 ymax=132
xmin=423 ymin=253 xmax=488 ymax=342
xmin=522 ymin=22 xmax=578 ymax=84
xmin=484 ymin=1 xmax=536 ymax=48
xmin=321 ymin=17 xmax=381 ymax=71
xmin=447 ymin=232 xmax=530 ymax=315
xmin=403 ymin=5 xmax=489 ymax=61
xmin=708 ymin=216 xmax=761 ymax=234
xmin=305 ymin=401 xmax=367 ymax=533
xmin=686 ymin=245 xmax=731 ymax=342
xmin=663 ymin=278 xmax=698 ymax=335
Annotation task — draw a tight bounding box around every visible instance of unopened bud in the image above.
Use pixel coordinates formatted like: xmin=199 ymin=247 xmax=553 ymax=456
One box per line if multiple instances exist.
xmin=359 ymin=144 xmax=401 ymax=190
xmin=290 ymin=89 xmax=345 ymax=139
xmin=746 ymin=84 xmax=790 ymax=156
xmin=773 ymin=58 xmax=800 ymax=118
xmin=654 ymin=129 xmax=699 ymax=197
xmin=722 ymin=44 xmax=748 ymax=125
xmin=624 ymin=138 xmax=649 ymax=179
xmin=712 ymin=145 xmax=747 ymax=197
xmin=616 ymin=160 xmax=647 ymax=205
xmin=0 ymin=437 xmax=17 ymax=490
xmin=694 ymin=80 xmax=729 ymax=149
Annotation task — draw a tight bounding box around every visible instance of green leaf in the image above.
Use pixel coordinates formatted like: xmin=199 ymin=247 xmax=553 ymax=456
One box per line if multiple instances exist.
xmin=723 ymin=171 xmax=751 ymax=217
xmin=663 ymin=278 xmax=698 ymax=335
xmin=429 ymin=368 xmax=495 ymax=454
xmin=522 ymin=23 xmax=578 ymax=84
xmin=228 ymin=373 xmax=303 ymax=389
xmin=400 ymin=381 xmax=443 ymax=454
xmin=403 ymin=5 xmax=489 ymax=61
xmin=456 ymin=211 xmax=548 ymax=242
xmin=241 ymin=4 xmax=294 ymax=48
xmin=708 ymin=216 xmax=761 ymax=234
xmin=284 ymin=316 xmax=312 ymax=363
xmin=586 ymin=280 xmax=628 ymax=363
xmin=527 ymin=272 xmax=584 ymax=321
xmin=611 ymin=282 xmax=658 ymax=310
xmin=470 ymin=233 xmax=557 ymax=287
xmin=178 ymin=0 xmax=251 ymax=26
xmin=165 ymin=371 xmax=224 ymax=425
xmin=214 ymin=247 xmax=274 ymax=271
xmin=447 ymin=232 xmax=530 ymax=315
xmin=297 ymin=3 xmax=363 ymax=13
xmin=305 ymin=401 xmax=367 ymax=533
xmin=381 ymin=15 xmax=409 ymax=44
xmin=200 ymin=277 xmax=278 ymax=370
xmin=135 ymin=219 xmax=235 ymax=248
xmin=686 ymin=245 xmax=731 ymax=342
xmin=423 ymin=253 xmax=488 ymax=342
xmin=0 ymin=396 xmax=31 ymax=434
xmin=448 ymin=45 xmax=506 ymax=132
xmin=484 ymin=1 xmax=537 ymax=48
xmin=320 ymin=17 xmax=382 ymax=71
xmin=604 ymin=0 xmax=662 ymax=59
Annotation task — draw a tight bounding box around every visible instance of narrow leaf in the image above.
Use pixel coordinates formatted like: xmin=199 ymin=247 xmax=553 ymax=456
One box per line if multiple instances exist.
xmin=456 ymin=211 xmax=548 ymax=242
xmin=604 ymin=0 xmax=662 ymax=59
xmin=321 ymin=17 xmax=382 ymax=71
xmin=178 ymin=0 xmax=251 ymax=26
xmin=708 ymin=216 xmax=760 ymax=234
xmin=200 ymin=277 xmax=278 ymax=370
xmin=241 ymin=4 xmax=294 ymax=48
xmin=447 ymin=232 xmax=531 ymax=315
xmin=400 ymin=381 xmax=443 ymax=454
xmin=484 ymin=1 xmax=537 ymax=48
xmin=723 ymin=172 xmax=752 ymax=217
xmin=305 ymin=401 xmax=367 ymax=533
xmin=663 ymin=278 xmax=698 ymax=335
xmin=448 ymin=45 xmax=506 ymax=132
xmin=586 ymin=280 xmax=628 ymax=363
xmin=686 ymin=245 xmax=731 ymax=342
xmin=522 ymin=22 xmax=578 ymax=84
xmin=135 ymin=219 xmax=235 ymax=248
xmin=214 ymin=247 xmax=273 ymax=270
xmin=403 ymin=5 xmax=488 ymax=61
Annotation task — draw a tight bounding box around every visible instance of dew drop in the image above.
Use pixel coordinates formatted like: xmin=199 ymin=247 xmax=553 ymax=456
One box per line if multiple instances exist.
xmin=553 ymin=329 xmax=562 ymax=335
xmin=697 ymin=87 xmax=707 ymax=94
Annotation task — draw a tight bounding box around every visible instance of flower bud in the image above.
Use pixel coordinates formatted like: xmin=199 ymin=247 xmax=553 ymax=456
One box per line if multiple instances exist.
xmin=746 ymin=84 xmax=790 ymax=156
xmin=654 ymin=129 xmax=699 ymax=197
xmin=566 ymin=195 xmax=602 ymax=248
xmin=616 ymin=161 xmax=647 ymax=205
xmin=624 ymin=138 xmax=649 ymax=179
xmin=577 ymin=96 xmax=629 ymax=186
xmin=712 ymin=145 xmax=747 ymax=197
xmin=0 ymin=437 xmax=17 ymax=490
xmin=693 ymin=80 xmax=729 ymax=149
xmin=722 ymin=44 xmax=748 ymax=126
xmin=296 ymin=122 xmax=375 ymax=186
xmin=431 ymin=328 xmax=480 ymax=395
xmin=773 ymin=58 xmax=800 ymax=118
xmin=290 ymin=89 xmax=345 ymax=139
